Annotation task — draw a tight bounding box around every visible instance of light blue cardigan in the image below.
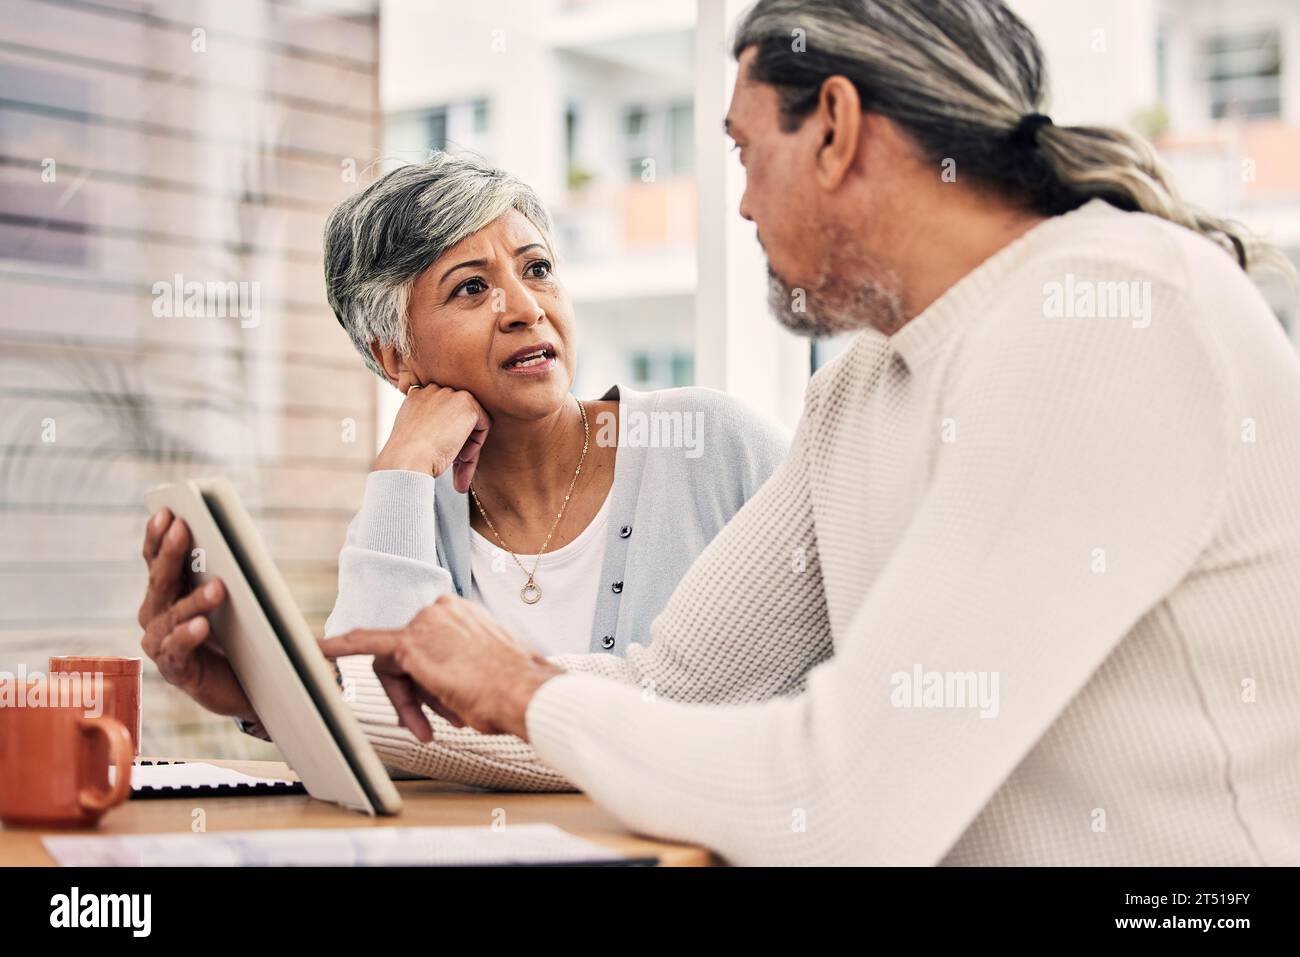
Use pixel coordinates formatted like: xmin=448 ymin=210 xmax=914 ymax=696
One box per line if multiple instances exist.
xmin=322 ymin=385 xmax=789 ymax=655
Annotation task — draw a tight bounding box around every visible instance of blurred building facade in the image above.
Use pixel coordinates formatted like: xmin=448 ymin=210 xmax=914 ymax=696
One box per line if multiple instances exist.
xmin=1153 ymin=0 xmax=1300 ymax=334
xmin=1018 ymin=0 xmax=1300 ymax=332
xmin=0 ymin=0 xmax=382 ymax=758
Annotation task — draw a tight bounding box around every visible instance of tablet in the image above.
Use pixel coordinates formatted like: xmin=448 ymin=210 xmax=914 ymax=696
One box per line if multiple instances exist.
xmin=144 ymin=478 xmax=402 ymax=816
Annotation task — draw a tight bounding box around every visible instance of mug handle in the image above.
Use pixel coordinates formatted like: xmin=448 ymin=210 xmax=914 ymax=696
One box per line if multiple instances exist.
xmin=77 ymin=716 xmax=134 ymax=814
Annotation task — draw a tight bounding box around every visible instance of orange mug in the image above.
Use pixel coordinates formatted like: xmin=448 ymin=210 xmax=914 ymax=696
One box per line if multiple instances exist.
xmin=0 ymin=674 xmax=133 ymax=828
xmin=49 ymin=656 xmax=143 ymax=756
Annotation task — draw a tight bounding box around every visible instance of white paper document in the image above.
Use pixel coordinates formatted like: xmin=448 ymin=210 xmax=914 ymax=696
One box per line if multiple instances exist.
xmin=111 ymin=762 xmax=296 ymax=790
xmin=43 ymin=824 xmax=628 ymax=866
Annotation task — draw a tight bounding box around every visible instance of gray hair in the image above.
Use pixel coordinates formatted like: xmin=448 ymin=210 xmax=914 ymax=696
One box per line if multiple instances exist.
xmin=324 ymin=152 xmax=555 ymax=377
xmin=734 ymin=0 xmax=1294 ymax=279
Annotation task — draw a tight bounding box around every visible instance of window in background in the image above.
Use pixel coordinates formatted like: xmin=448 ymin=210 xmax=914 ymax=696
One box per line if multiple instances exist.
xmin=426 ymin=106 xmax=447 ymax=151
xmin=670 ymin=351 xmax=694 ymax=386
xmin=670 ymin=101 xmax=694 ymax=175
xmin=627 ymin=349 xmax=694 ymax=389
xmin=389 ymin=97 xmax=492 ymax=160
xmin=622 ymin=100 xmax=694 ymax=180
xmin=623 ymin=105 xmax=650 ymax=179
xmin=0 ymin=64 xmax=93 ymax=268
xmin=630 ymin=352 xmax=650 ymax=384
xmin=1198 ymin=28 xmax=1283 ymax=120
xmin=811 ymin=336 xmax=854 ymax=374
xmin=0 ymin=0 xmax=383 ymax=759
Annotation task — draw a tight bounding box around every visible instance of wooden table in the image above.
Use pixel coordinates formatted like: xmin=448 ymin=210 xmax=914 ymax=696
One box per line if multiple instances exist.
xmin=0 ymin=759 xmax=716 ymax=867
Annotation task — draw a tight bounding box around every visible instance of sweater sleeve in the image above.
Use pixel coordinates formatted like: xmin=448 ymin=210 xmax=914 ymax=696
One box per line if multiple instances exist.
xmin=319 ymin=468 xmax=474 ymax=774
xmin=524 ymin=265 xmax=1233 ymax=864
xmin=336 ymin=383 xmax=834 ymax=789
xmin=324 ymin=469 xmax=455 ymax=635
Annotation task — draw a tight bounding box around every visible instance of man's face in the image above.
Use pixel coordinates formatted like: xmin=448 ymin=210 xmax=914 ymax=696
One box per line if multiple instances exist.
xmin=726 ymin=47 xmax=903 ymax=337
xmin=726 ymin=49 xmax=820 ymax=295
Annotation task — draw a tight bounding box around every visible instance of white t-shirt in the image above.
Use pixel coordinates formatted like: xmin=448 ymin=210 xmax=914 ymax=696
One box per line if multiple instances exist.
xmin=468 ymin=491 xmax=611 ymax=657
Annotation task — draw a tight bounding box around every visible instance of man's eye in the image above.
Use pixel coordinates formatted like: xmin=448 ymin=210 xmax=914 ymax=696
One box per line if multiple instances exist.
xmin=526 ymin=260 xmax=552 ymax=279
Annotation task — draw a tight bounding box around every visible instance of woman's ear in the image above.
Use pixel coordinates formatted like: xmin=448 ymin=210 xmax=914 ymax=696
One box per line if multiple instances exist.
xmin=369 ymin=341 xmax=407 ymax=390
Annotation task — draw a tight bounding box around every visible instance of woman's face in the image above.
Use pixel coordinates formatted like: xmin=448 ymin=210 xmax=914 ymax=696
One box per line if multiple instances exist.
xmin=399 ymin=209 xmax=577 ymax=421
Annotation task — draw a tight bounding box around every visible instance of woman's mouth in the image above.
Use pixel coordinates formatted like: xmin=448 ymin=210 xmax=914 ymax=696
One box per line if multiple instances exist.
xmin=500 ymin=343 xmax=557 ymax=376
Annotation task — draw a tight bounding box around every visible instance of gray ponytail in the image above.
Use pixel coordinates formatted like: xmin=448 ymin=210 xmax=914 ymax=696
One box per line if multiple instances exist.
xmin=734 ymin=0 xmax=1294 ymax=278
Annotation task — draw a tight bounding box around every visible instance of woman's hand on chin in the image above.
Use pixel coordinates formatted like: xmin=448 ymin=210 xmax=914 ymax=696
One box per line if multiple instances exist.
xmin=374 ymin=374 xmax=491 ymax=492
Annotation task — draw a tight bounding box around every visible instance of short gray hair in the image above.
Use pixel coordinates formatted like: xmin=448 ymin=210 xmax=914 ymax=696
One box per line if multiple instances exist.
xmin=324 ymin=152 xmax=555 ymax=377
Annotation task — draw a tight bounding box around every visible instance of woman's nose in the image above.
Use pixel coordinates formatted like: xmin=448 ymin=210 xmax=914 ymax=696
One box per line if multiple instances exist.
xmin=495 ymin=279 xmax=545 ymax=329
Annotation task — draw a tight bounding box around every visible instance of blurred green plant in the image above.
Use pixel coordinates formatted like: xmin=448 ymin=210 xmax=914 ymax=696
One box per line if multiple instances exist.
xmin=567 ymin=164 xmax=595 ymax=191
xmin=1131 ymin=103 xmax=1171 ymax=140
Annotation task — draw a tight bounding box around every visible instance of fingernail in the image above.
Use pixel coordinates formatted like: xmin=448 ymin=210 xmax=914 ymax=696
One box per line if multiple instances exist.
xmin=204 ymin=582 xmax=220 ymax=601
xmin=188 ymin=618 xmax=205 ymax=636
xmin=151 ymin=510 xmax=165 ymax=529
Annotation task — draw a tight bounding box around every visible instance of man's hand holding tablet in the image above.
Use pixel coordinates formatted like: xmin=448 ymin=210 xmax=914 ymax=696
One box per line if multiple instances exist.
xmin=139 ymin=510 xmax=255 ymax=723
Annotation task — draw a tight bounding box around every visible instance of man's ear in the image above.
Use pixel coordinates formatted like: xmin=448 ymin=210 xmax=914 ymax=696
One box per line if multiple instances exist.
xmin=813 ymin=75 xmax=863 ymax=190
xmin=369 ymin=341 xmax=408 ymax=390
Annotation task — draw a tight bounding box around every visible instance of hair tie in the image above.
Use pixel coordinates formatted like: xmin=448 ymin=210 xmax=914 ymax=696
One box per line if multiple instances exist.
xmin=1011 ymin=112 xmax=1053 ymax=150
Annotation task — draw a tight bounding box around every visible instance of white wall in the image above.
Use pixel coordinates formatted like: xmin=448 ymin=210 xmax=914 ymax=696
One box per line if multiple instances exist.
xmin=1009 ymin=0 xmax=1160 ymax=126
xmin=693 ymin=0 xmax=810 ymax=430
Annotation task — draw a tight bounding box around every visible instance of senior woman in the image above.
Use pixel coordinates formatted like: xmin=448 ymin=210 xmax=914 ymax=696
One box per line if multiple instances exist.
xmin=137 ymin=152 xmax=787 ymax=785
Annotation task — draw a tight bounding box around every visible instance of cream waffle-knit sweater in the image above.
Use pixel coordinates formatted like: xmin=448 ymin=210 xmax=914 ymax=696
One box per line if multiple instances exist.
xmin=339 ymin=199 xmax=1300 ymax=865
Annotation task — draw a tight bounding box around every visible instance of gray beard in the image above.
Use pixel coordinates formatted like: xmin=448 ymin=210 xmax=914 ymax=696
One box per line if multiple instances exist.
xmin=765 ymin=259 xmax=904 ymax=338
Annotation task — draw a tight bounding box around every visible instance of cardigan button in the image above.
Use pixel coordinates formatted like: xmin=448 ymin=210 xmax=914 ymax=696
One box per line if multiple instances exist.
xmin=619 ymin=525 xmax=632 ymax=538
xmin=611 ymin=580 xmax=623 ymax=594
xmin=601 ymin=635 xmax=615 ymax=650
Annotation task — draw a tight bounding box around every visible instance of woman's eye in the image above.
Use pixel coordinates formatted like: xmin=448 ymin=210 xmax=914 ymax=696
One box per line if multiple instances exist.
xmin=526 ymin=260 xmax=552 ymax=280
xmin=455 ymin=278 xmax=488 ymax=298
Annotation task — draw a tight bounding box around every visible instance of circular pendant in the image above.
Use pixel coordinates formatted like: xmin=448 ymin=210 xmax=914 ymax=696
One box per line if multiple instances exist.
xmin=520 ymin=581 xmax=542 ymax=604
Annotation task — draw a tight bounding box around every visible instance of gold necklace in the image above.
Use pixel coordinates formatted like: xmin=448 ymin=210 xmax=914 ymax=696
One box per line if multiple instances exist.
xmin=469 ymin=397 xmax=590 ymax=605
